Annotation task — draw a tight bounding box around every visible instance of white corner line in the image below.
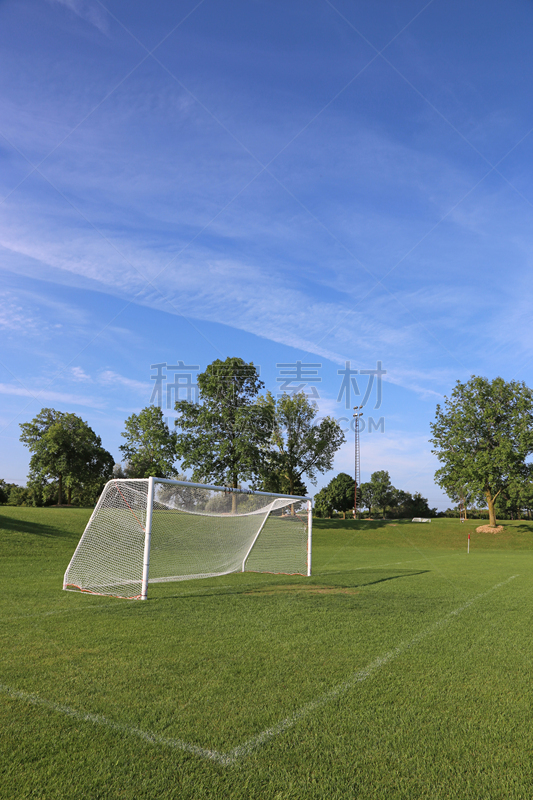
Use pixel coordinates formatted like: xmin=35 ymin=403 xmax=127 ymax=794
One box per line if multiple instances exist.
xmin=0 ymin=685 xmax=226 ymax=764
xmin=1 ymin=575 xmax=518 ymax=765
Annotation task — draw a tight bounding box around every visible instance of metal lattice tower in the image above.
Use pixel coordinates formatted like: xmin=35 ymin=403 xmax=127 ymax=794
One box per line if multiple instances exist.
xmin=353 ymin=405 xmax=363 ymax=517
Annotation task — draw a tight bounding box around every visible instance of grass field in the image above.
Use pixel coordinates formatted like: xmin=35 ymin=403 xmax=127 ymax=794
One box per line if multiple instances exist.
xmin=1 ymin=507 xmax=532 ymax=799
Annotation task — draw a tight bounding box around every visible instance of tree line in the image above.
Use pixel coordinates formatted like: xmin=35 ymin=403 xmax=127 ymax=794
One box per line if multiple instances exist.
xmin=9 ymin=365 xmax=527 ymax=523
xmin=314 ymin=470 xmax=435 ymax=519
xmin=4 ymin=357 xmax=345 ymax=508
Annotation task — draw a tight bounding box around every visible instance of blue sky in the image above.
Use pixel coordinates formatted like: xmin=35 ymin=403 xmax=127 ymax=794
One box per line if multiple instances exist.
xmin=2 ymin=0 xmax=533 ymax=508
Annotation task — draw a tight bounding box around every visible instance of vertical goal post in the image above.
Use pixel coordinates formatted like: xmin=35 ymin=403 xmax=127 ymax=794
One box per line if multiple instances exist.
xmin=63 ymin=478 xmax=313 ymax=600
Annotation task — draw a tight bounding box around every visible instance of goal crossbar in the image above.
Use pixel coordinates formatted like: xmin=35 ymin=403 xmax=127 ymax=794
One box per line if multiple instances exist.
xmin=63 ymin=478 xmax=313 ymax=599
xmin=139 ymin=477 xmax=313 ymax=502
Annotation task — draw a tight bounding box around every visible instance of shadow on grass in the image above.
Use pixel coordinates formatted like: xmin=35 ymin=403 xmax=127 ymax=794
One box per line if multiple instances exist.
xmin=501 ymin=523 xmax=533 ymax=534
xmin=152 ymin=569 xmax=430 ymax=602
xmin=0 ymin=514 xmax=73 ymax=539
xmin=348 ymin=568 xmax=430 ymax=588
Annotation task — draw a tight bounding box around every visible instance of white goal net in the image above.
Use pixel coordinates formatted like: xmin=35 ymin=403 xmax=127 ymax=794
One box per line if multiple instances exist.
xmin=63 ymin=478 xmax=312 ymax=599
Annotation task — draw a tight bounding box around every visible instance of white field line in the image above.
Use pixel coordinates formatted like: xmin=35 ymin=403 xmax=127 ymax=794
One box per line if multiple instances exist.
xmin=0 ymin=685 xmax=221 ymax=763
xmin=0 ymin=574 xmax=518 ymax=766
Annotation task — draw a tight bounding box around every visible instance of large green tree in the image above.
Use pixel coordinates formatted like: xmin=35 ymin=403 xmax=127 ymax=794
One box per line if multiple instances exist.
xmin=120 ymin=406 xmax=178 ymax=478
xmin=369 ymin=470 xmax=394 ymax=518
xmin=259 ymin=392 xmax=345 ymax=499
xmin=390 ymin=488 xmax=435 ymax=519
xmin=20 ymin=408 xmax=114 ymax=505
xmin=325 ymin=472 xmax=355 ymax=519
xmin=174 ymin=357 xmax=272 ymax=512
xmin=430 ymin=376 xmax=533 ymax=527
xmin=359 ymin=471 xmax=394 ymax=518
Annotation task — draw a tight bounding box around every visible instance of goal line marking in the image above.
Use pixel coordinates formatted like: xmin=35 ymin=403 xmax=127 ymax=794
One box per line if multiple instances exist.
xmin=0 ymin=574 xmax=518 ymax=766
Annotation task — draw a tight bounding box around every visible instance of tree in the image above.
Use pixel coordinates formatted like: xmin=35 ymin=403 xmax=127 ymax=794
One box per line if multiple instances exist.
xmin=444 ymin=485 xmax=481 ymax=520
xmin=20 ymin=409 xmax=114 ymax=505
xmin=8 ymin=485 xmax=31 ymax=506
xmin=325 ymin=472 xmax=355 ymax=519
xmin=260 ymin=464 xmax=308 ymax=497
xmin=120 ymin=406 xmax=178 ymax=478
xmin=259 ymin=392 xmax=345 ymax=499
xmin=359 ymin=481 xmax=376 ymax=516
xmin=430 ymin=376 xmax=533 ymax=527
xmin=493 ymin=476 xmax=533 ymax=520
xmin=517 ymin=481 xmax=533 ymax=519
xmin=156 ymin=472 xmax=208 ymax=512
xmin=367 ymin=470 xmax=394 ymax=518
xmin=0 ymin=480 xmax=11 ymax=504
xmin=314 ymin=486 xmax=334 ymax=518
xmin=174 ymin=358 xmax=272 ymax=512
xmin=389 ymin=488 xmax=409 ymax=517
xmin=391 ymin=489 xmax=435 ymax=519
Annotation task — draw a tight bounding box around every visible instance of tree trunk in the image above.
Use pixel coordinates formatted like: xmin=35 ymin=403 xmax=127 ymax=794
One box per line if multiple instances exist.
xmin=231 ymin=474 xmax=238 ymax=514
xmin=67 ymin=486 xmax=72 ymax=505
xmin=486 ymin=491 xmax=497 ymax=527
xmin=58 ymin=474 xmax=63 ymax=506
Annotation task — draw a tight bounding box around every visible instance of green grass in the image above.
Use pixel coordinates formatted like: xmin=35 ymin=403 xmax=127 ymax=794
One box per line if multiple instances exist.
xmin=1 ymin=508 xmax=533 ymax=799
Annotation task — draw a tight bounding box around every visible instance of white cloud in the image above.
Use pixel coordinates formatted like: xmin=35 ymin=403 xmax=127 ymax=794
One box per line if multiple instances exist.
xmin=0 ymin=382 xmax=104 ymax=408
xmin=98 ymin=370 xmax=150 ymax=394
xmin=0 ymin=293 xmax=39 ymax=333
xmin=71 ymin=366 xmax=92 ymax=382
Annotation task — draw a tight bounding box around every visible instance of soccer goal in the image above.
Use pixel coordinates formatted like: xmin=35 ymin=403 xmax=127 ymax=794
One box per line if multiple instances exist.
xmin=63 ymin=478 xmax=313 ymax=600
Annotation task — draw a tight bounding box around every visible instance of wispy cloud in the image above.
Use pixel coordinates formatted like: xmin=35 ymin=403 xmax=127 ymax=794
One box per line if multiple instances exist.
xmin=1 ymin=29 xmax=528 ymax=389
xmin=98 ymin=369 xmax=150 ymax=394
xmin=71 ymin=366 xmax=92 ymax=382
xmin=47 ymin=0 xmax=110 ymax=35
xmin=0 ymin=293 xmax=40 ymax=333
xmin=0 ymin=383 xmax=103 ymax=408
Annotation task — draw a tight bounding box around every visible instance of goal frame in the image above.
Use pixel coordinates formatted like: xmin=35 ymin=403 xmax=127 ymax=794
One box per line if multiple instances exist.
xmin=65 ymin=477 xmax=313 ymax=600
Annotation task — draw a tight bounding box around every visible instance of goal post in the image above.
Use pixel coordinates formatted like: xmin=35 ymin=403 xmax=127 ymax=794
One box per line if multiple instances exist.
xmin=63 ymin=478 xmax=313 ymax=600
xmin=140 ymin=476 xmax=155 ymax=601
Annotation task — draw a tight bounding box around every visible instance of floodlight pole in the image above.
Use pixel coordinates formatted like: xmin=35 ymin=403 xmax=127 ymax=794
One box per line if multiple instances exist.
xmin=307 ymin=499 xmax=313 ymax=576
xmin=353 ymin=406 xmax=363 ymax=520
